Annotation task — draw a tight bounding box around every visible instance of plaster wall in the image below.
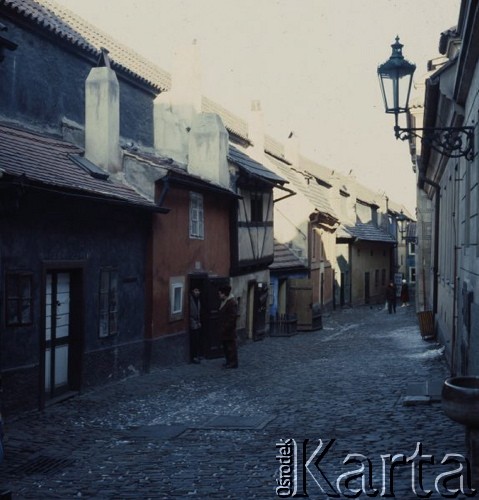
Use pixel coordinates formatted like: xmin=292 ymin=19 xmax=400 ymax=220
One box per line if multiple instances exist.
xmin=415 ymin=190 xmax=434 ymax=311
xmin=150 ymin=185 xmax=231 ymax=339
xmin=273 ymin=187 xmax=311 ymax=259
xmin=455 ymin=55 xmax=479 ymax=375
xmin=350 ymin=242 xmax=391 ymax=306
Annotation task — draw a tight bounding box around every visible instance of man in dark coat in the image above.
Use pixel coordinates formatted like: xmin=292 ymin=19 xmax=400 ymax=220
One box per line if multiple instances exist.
xmin=218 ymin=285 xmax=238 ymax=369
xmin=189 ymin=287 xmax=202 ymax=363
xmin=386 ymin=282 xmax=397 ymax=314
xmin=400 ymin=279 xmax=410 ymax=307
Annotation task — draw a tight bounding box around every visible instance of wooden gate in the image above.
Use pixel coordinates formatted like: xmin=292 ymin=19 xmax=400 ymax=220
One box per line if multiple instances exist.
xmin=288 ymin=278 xmax=314 ymax=331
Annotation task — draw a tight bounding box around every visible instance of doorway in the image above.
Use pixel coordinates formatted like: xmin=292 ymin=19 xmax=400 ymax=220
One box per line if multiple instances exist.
xmin=188 ymin=274 xmax=230 ymax=359
xmin=288 ymin=278 xmax=313 ymax=331
xmin=42 ymin=268 xmax=83 ymax=405
xmin=364 ymin=272 xmax=370 ymax=304
xmin=246 ymin=281 xmax=268 ymax=341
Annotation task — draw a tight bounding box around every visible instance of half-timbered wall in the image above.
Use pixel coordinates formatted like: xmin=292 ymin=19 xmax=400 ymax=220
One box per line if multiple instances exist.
xmin=236 ymin=187 xmax=274 ymax=266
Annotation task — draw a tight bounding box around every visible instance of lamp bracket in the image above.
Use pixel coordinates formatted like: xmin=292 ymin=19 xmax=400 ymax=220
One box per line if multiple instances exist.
xmin=394 ymin=125 xmax=475 ymax=160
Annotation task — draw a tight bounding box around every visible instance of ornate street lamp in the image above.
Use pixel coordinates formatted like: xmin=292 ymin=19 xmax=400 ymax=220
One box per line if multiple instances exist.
xmin=396 ymin=210 xmax=407 ymax=241
xmin=378 ymin=37 xmax=475 ymax=160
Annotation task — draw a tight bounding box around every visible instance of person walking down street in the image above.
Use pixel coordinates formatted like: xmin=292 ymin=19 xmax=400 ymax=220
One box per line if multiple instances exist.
xmin=400 ymin=279 xmax=410 ymax=307
xmin=189 ymin=287 xmax=202 ymax=364
xmin=218 ymin=285 xmax=238 ymax=369
xmin=386 ymin=282 xmax=397 ymax=314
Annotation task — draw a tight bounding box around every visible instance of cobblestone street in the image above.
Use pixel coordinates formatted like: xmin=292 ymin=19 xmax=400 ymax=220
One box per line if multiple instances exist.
xmin=0 ymin=305 xmax=470 ymax=499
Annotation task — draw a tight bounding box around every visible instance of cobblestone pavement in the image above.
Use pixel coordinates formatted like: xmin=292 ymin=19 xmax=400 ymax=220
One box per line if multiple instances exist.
xmin=0 ymin=305 xmax=472 ymax=499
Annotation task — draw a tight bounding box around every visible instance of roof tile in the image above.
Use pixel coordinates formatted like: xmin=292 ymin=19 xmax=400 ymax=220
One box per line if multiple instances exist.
xmin=0 ymin=124 xmax=161 ymax=210
xmin=228 ymin=145 xmax=286 ymax=185
xmin=341 ymin=222 xmax=396 ymax=243
xmin=270 ymin=240 xmax=307 ymax=271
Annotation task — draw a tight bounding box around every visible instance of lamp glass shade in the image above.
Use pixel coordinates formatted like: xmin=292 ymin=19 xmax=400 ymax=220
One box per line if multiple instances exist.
xmin=377 ymin=37 xmax=416 ymax=114
xmin=396 ymin=210 xmax=407 ymax=222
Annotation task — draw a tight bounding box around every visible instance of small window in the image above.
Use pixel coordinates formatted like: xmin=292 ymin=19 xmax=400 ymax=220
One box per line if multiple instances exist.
xmin=189 ymin=192 xmax=204 ymax=239
xmin=172 ymin=284 xmax=182 ymax=314
xmin=250 ymin=191 xmax=263 ymax=223
xmin=381 ymin=269 xmax=386 ymax=286
xmin=374 ymin=269 xmax=379 ymax=288
xmin=6 ymin=272 xmax=33 ymax=326
xmin=99 ymin=269 xmax=118 ymax=338
xmin=169 ymin=276 xmax=185 ymax=321
xmin=409 ymin=267 xmax=416 ymax=283
xmin=408 ymin=241 xmax=416 ymax=255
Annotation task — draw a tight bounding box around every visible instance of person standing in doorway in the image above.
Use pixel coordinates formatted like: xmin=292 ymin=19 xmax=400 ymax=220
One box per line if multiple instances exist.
xmin=189 ymin=287 xmax=202 ymax=364
xmin=400 ymin=279 xmax=410 ymax=307
xmin=386 ymin=281 xmax=397 ymax=314
xmin=218 ymin=285 xmax=238 ymax=369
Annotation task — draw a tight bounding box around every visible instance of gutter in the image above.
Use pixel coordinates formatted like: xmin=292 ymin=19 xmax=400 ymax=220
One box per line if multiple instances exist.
xmin=0 ymin=175 xmax=169 ymax=213
xmin=237 ymin=168 xmax=295 ymax=203
xmin=164 ymin=171 xmax=241 ymax=199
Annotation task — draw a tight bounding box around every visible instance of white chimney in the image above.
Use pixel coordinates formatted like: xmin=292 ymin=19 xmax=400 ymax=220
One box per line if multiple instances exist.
xmin=154 ymin=41 xmax=202 ymax=163
xmin=85 ymin=53 xmax=120 ymax=174
xmin=188 ymin=113 xmax=230 ymax=188
xmin=285 ymin=131 xmax=300 ymax=168
xmin=171 ymin=41 xmax=202 ymax=126
xmin=153 ymin=96 xmax=188 ymax=164
xmin=248 ymin=100 xmax=265 ymax=162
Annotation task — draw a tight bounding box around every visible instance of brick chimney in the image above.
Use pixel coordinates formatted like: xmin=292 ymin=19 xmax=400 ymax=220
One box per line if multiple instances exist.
xmin=85 ymin=49 xmax=120 ymax=174
xmin=154 ymin=41 xmax=202 ymax=164
xmin=188 ymin=113 xmax=230 ymax=188
xmin=248 ymin=100 xmax=265 ymax=162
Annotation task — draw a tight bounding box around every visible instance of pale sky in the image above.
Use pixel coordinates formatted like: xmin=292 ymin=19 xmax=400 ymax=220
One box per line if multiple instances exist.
xmin=54 ymin=0 xmax=461 ymax=213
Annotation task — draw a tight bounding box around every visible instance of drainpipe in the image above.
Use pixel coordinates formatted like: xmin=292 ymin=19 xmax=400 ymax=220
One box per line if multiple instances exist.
xmin=418 ymin=171 xmax=440 ymax=318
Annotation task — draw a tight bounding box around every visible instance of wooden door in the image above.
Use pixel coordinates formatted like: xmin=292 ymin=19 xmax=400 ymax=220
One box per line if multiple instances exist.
xmin=364 ymin=272 xmax=370 ymax=304
xmin=253 ymin=282 xmax=268 ymax=341
xmin=288 ymin=278 xmax=313 ymax=331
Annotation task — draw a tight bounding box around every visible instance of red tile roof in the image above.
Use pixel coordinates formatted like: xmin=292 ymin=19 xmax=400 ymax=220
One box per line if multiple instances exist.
xmin=0 ymin=124 xmax=164 ymax=211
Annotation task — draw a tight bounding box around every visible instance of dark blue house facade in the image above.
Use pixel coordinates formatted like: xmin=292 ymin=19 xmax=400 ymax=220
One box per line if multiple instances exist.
xmin=0 ymin=1 xmax=167 ymax=414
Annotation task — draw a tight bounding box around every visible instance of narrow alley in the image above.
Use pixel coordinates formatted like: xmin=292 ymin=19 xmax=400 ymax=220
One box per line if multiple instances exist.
xmin=0 ymin=306 xmax=468 ymax=498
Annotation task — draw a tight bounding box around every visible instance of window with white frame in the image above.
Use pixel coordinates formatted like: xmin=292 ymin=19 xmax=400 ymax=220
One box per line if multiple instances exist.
xmin=169 ymin=276 xmax=185 ymax=320
xmin=408 ymin=241 xmax=416 ymax=255
xmin=189 ymin=192 xmax=204 ymax=239
xmin=409 ymin=267 xmax=416 ymax=283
